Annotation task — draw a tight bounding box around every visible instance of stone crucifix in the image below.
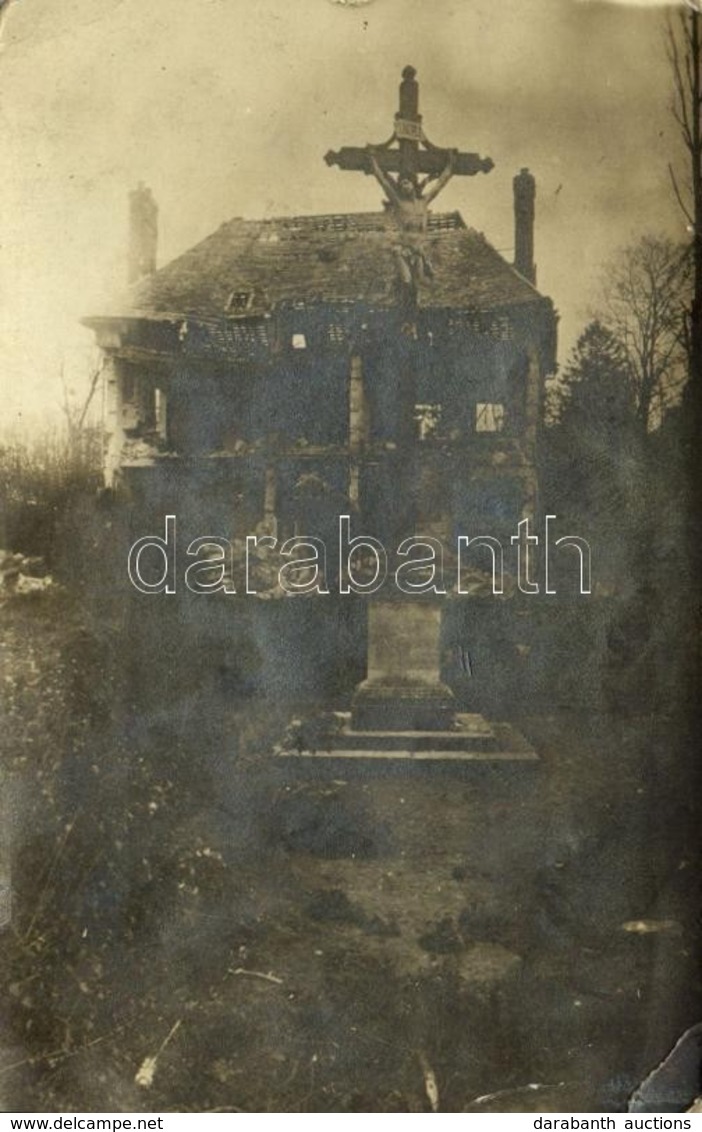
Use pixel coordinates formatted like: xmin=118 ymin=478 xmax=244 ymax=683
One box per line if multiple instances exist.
xmin=325 ymin=65 xmax=494 ymax=244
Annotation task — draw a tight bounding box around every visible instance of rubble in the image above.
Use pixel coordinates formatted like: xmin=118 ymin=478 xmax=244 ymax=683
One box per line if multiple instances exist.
xmin=0 ymin=551 xmax=53 ymax=596
xmin=120 ymin=436 xmax=166 ymax=463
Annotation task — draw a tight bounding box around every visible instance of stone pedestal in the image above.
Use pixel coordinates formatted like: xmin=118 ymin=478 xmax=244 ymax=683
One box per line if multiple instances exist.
xmin=276 ymin=598 xmax=539 ymax=767
xmin=352 ymin=602 xmax=454 ymax=732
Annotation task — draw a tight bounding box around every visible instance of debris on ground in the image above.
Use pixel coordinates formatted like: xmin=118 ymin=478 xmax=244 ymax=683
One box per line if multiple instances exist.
xmin=135 ymin=1020 xmax=183 ymax=1089
xmin=0 ymin=550 xmax=52 ymax=596
xmin=620 ymin=919 xmax=683 ymax=935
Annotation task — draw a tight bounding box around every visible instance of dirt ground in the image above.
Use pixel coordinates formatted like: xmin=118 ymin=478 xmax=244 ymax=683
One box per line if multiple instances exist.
xmin=1 ymin=587 xmax=700 ymax=1113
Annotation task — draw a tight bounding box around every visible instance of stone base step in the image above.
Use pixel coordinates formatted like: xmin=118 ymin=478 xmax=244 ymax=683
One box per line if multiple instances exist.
xmin=276 ymin=716 xmax=539 ymax=766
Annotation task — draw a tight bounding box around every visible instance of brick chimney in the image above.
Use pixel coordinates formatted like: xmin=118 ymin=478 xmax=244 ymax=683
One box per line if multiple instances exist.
xmin=513 ymin=167 xmax=536 ymax=286
xmin=128 ymin=182 xmax=158 ymax=284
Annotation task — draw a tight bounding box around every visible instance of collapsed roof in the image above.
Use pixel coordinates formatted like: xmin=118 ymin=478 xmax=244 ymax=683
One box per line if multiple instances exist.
xmin=98 ymin=210 xmax=546 ymax=323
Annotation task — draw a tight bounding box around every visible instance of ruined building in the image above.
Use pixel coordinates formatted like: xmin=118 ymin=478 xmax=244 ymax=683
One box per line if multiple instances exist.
xmin=84 ymin=68 xmax=557 ymax=574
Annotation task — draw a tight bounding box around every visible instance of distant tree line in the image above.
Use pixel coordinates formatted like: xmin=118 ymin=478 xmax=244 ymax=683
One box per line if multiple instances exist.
xmin=540 ymin=6 xmax=702 ymax=716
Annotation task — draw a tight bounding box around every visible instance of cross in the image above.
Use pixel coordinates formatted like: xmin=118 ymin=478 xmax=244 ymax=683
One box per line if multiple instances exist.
xmin=324 ymin=65 xmax=494 ymax=201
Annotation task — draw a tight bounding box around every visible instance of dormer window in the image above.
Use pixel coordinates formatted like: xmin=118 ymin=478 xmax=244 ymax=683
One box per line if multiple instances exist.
xmin=226 ymin=289 xmax=254 ymax=313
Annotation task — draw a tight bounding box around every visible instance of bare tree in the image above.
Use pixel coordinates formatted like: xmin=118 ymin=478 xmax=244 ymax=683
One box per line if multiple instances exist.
xmin=599 ymin=235 xmax=691 ymax=432
xmin=665 ymin=3 xmax=702 ymax=769
xmin=59 ymin=356 xmax=105 ymax=444
xmin=667 ymin=4 xmax=702 ymax=404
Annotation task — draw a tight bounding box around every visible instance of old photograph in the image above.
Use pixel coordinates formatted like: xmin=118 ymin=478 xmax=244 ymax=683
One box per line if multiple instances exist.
xmin=1 ymin=0 xmax=701 ymax=1115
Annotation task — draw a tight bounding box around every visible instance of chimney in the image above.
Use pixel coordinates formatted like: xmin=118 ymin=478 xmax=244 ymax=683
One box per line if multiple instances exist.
xmin=513 ymin=167 xmax=536 ymax=286
xmin=128 ymin=182 xmax=158 ymax=284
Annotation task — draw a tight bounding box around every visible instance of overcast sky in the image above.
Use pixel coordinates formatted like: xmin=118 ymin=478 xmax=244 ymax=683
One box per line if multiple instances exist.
xmin=0 ymin=0 xmax=689 ymax=428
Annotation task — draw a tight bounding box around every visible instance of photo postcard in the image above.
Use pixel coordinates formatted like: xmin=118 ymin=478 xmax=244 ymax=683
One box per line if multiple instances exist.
xmin=0 ymin=0 xmax=700 ymax=1115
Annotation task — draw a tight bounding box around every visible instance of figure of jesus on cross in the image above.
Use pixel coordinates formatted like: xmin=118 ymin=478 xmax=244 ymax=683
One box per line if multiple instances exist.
xmin=325 ymin=65 xmax=493 ymax=292
xmin=368 ymin=149 xmax=456 ymax=236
